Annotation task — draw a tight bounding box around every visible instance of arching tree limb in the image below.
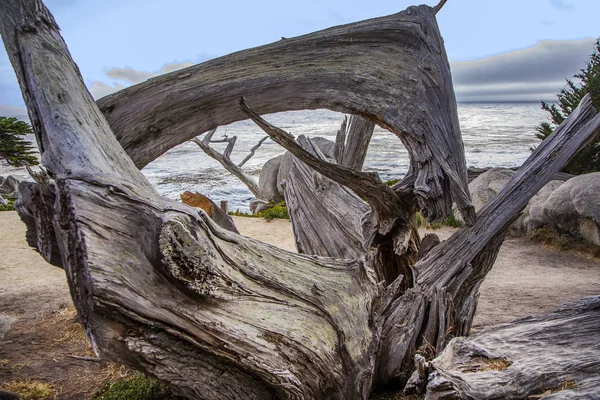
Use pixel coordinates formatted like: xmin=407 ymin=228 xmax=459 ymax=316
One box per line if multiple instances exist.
xmin=97 ymin=4 xmax=474 ymax=224
xmin=5 ymin=1 xmax=600 ymax=399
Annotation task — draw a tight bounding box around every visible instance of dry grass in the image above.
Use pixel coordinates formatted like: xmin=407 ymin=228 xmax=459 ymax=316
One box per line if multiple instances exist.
xmin=415 ymin=340 xmax=437 ymax=362
xmin=527 ymin=379 xmax=577 ymax=399
xmin=370 ymin=392 xmax=423 ymax=400
xmin=1 ymin=379 xmax=57 ymax=400
xmin=470 ymin=356 xmax=512 ymax=371
xmin=48 ymin=307 xmax=88 ymax=344
xmin=528 ymin=227 xmax=600 ymax=260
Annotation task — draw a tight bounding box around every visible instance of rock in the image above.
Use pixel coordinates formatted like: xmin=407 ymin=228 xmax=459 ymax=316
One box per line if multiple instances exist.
xmin=276 ymin=137 xmax=335 ymax=195
xmin=249 ymin=198 xmax=269 ymax=214
xmin=180 ymin=191 xmax=239 ymax=234
xmin=0 ymin=175 xmax=25 ymax=199
xmin=0 ymin=315 xmax=16 ymax=340
xmin=0 ymin=389 xmax=20 ymax=400
xmin=542 ymin=172 xmax=600 ymax=245
xmin=0 ymin=194 xmax=7 ymax=206
xmin=455 ymin=168 xmax=516 ymax=224
xmin=259 ymin=155 xmax=284 ymax=203
xmin=511 ymin=180 xmax=564 ymax=235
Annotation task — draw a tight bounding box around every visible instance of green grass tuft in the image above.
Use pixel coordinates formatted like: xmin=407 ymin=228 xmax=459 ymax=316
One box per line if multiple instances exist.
xmin=0 ymin=199 xmax=16 ymax=212
xmin=92 ymin=374 xmax=181 ymax=400
xmin=256 ymin=202 xmax=289 ymax=221
xmin=415 ymin=211 xmax=462 ymax=229
xmin=229 ymin=202 xmax=290 ymax=221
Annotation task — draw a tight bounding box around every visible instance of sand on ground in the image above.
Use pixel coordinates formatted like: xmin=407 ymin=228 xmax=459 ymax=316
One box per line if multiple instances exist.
xmin=0 ymin=211 xmax=599 ymax=397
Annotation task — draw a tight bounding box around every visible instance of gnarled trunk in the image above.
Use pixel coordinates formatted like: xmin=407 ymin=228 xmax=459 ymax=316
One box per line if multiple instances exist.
xmin=3 ymin=0 xmax=600 ymax=398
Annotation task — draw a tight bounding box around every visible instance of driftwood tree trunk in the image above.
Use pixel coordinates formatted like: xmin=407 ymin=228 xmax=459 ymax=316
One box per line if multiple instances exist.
xmin=423 ymin=296 xmax=600 ymax=399
xmin=3 ymin=1 xmax=600 ymax=399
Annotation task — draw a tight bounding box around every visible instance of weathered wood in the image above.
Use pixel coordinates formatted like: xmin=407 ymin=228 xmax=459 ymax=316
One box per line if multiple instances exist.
xmin=192 ymin=129 xmax=262 ymax=198
xmin=334 ymin=115 xmax=375 ymax=171
xmin=4 ymin=1 xmax=600 ymax=399
xmin=423 ymin=296 xmax=600 ymax=399
xmin=97 ymin=5 xmax=474 ymax=225
xmin=284 ymin=136 xmax=371 ymax=259
xmin=243 ymin=103 xmax=421 ymax=285
xmin=375 ymin=94 xmax=600 ymax=386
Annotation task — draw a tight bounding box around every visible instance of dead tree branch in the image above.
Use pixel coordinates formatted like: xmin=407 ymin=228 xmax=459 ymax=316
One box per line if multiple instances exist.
xmin=192 ymin=129 xmax=263 ymax=198
xmin=4 ymin=1 xmax=600 ymax=398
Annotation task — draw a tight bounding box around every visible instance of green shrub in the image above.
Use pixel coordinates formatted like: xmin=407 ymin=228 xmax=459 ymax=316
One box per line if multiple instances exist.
xmin=416 ymin=211 xmax=462 ymax=229
xmin=229 ymin=202 xmax=290 ymax=221
xmin=535 ymin=38 xmax=600 ymax=174
xmin=0 ymin=199 xmax=15 ymax=212
xmin=256 ymin=202 xmax=289 ymax=221
xmin=384 ymin=178 xmax=400 ymax=187
xmin=0 ymin=117 xmax=39 ymax=167
xmin=92 ymin=374 xmax=181 ymax=400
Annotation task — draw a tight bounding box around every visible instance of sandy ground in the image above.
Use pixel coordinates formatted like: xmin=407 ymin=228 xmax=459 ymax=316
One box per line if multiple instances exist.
xmin=0 ymin=211 xmax=599 ymax=397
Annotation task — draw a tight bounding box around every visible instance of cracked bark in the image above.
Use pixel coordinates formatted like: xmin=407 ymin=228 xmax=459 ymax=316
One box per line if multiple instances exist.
xmin=3 ymin=0 xmax=600 ymax=398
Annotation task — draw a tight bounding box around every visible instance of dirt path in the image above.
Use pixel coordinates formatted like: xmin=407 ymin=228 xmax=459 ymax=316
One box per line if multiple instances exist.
xmin=1 ymin=211 xmax=599 ymax=398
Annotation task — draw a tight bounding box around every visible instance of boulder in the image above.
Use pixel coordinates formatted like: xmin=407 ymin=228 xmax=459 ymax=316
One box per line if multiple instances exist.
xmin=249 ymin=198 xmax=269 ymax=214
xmin=455 ymin=168 xmax=516 ymax=224
xmin=276 ymin=137 xmax=335 ymax=195
xmin=542 ymin=172 xmax=600 ymax=245
xmin=0 ymin=175 xmax=25 ymax=199
xmin=259 ymin=155 xmax=284 ymax=203
xmin=511 ymin=180 xmax=564 ymax=235
xmin=0 ymin=194 xmax=7 ymax=206
xmin=180 ymin=191 xmax=239 ymax=234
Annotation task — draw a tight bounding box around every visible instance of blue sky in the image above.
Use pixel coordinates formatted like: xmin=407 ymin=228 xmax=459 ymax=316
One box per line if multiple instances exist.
xmin=1 ymin=0 xmax=599 ymax=117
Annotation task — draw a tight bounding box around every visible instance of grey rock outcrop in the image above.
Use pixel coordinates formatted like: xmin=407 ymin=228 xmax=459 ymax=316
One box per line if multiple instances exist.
xmin=512 ymin=180 xmax=564 ymax=235
xmin=0 ymin=175 xmax=25 ymax=199
xmin=542 ymin=172 xmax=600 ymax=245
xmin=455 ymin=168 xmax=516 ymax=224
xmin=249 ymin=198 xmax=269 ymax=214
xmin=259 ymin=155 xmax=285 ymax=203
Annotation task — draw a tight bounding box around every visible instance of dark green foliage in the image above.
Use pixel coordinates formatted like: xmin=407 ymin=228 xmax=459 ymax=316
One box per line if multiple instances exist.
xmin=536 ymin=39 xmax=600 ymax=174
xmin=384 ymin=178 xmax=400 ymax=187
xmin=92 ymin=375 xmax=182 ymax=400
xmin=0 ymin=117 xmax=39 ymax=167
xmin=0 ymin=199 xmax=16 ymax=212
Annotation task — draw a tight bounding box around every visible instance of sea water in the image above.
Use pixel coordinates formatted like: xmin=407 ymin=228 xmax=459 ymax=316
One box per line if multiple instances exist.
xmin=1 ymin=103 xmax=549 ymax=211
xmin=141 ymin=103 xmax=548 ymax=210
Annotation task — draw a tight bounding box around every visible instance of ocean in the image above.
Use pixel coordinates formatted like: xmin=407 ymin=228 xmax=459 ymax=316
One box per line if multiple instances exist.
xmin=2 ymin=103 xmax=549 ymax=211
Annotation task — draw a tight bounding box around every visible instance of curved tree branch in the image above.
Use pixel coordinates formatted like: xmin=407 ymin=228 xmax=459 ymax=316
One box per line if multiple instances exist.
xmin=97 ymin=4 xmax=473 ymax=224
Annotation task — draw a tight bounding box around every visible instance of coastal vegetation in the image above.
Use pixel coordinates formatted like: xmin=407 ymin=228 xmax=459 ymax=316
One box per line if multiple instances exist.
xmin=0 ymin=117 xmax=38 ymax=167
xmin=2 ymin=0 xmax=600 ymax=399
xmin=537 ymin=38 xmax=600 ymax=174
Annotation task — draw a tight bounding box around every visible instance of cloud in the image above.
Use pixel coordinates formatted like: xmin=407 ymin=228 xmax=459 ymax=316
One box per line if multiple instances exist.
xmin=0 ymin=104 xmax=29 ymax=120
xmin=451 ymin=38 xmax=596 ymax=102
xmin=104 ymin=61 xmax=195 ymax=85
xmin=88 ymin=61 xmax=196 ymax=99
xmin=549 ymin=0 xmax=575 ymax=12
xmin=88 ymin=82 xmax=127 ymax=99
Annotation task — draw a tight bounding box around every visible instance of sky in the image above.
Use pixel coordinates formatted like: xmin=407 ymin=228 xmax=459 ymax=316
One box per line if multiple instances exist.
xmin=1 ymin=0 xmax=599 ymax=118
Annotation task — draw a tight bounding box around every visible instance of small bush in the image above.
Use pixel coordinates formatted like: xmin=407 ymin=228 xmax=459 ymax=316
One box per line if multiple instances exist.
xmin=0 ymin=199 xmax=15 ymax=211
xmin=229 ymin=202 xmax=290 ymax=221
xmin=384 ymin=179 xmax=400 ymax=187
xmin=256 ymin=202 xmax=289 ymax=221
xmin=92 ymin=374 xmax=181 ymax=400
xmin=228 ymin=209 xmax=256 ymax=218
xmin=416 ymin=211 xmax=462 ymax=229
